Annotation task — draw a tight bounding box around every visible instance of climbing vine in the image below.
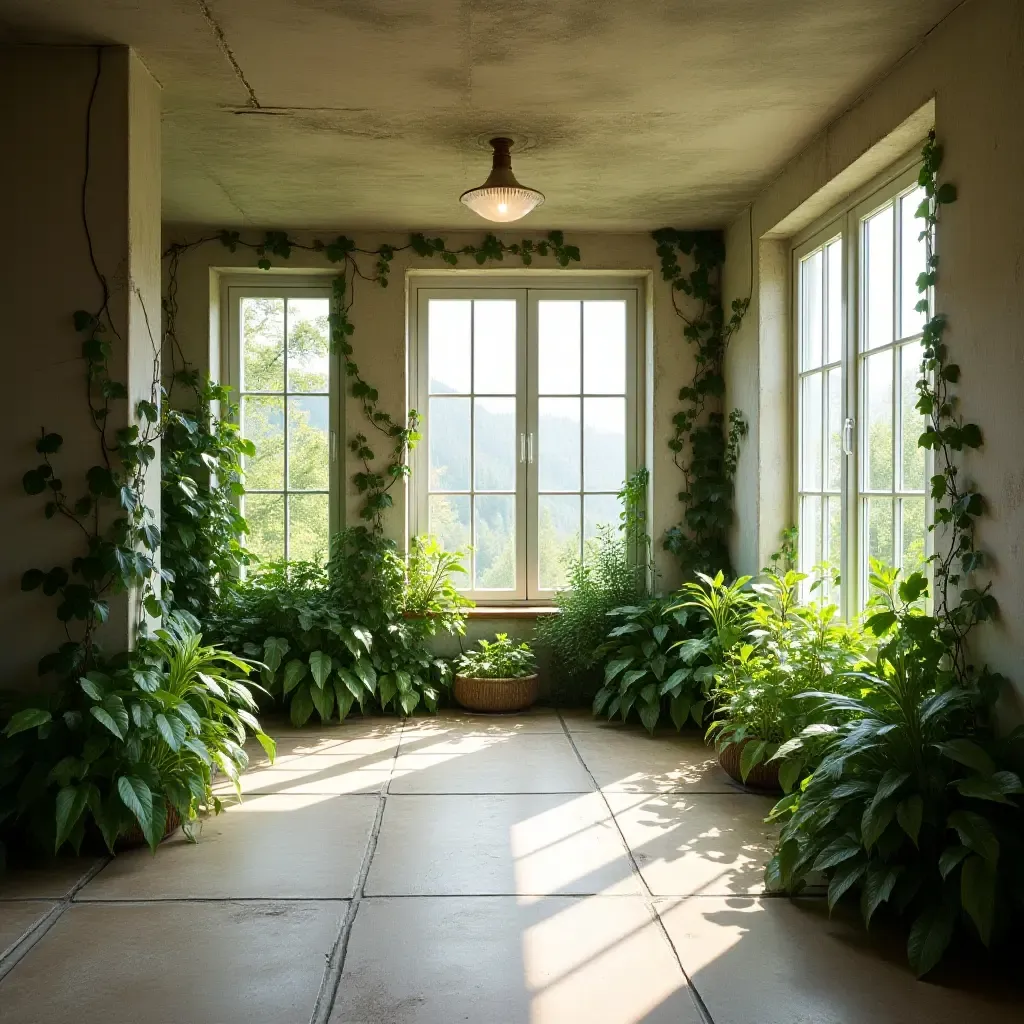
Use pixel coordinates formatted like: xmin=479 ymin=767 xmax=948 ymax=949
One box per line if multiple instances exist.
xmin=163 ymin=229 xmax=581 ymax=533
xmin=652 ymin=228 xmax=749 ymax=576
xmin=914 ymin=131 xmax=996 ymax=689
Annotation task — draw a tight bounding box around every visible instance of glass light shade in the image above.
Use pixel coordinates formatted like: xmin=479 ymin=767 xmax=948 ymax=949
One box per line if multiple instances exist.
xmin=460 ymin=138 xmax=545 ymax=223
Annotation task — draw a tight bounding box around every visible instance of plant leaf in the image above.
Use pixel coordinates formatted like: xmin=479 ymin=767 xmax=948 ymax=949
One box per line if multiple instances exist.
xmin=960 ymin=854 xmax=996 ymax=946
xmin=283 ymin=658 xmax=308 ymax=695
xmin=896 ymin=794 xmax=924 ymax=846
xmin=937 ymin=738 xmax=995 ymax=776
xmin=117 ymin=775 xmax=153 ymax=834
xmin=3 ymin=707 xmax=52 ymax=736
xmin=309 ymin=650 xmax=332 ymax=688
xmin=828 ymin=859 xmax=867 ymax=910
xmin=54 ymin=785 xmax=89 ymax=851
xmin=947 ymin=809 xmax=1000 ymax=863
xmin=907 ymin=902 xmax=957 ymax=977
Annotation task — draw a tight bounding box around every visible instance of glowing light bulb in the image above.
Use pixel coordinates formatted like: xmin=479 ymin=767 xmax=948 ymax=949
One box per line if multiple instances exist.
xmin=460 ymin=138 xmax=545 ymax=223
xmin=498 ymin=202 xmax=508 ymax=215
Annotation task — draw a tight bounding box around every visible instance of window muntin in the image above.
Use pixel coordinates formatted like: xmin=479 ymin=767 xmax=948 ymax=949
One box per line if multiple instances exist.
xmin=793 ymin=164 xmax=930 ymax=613
xmin=228 ymin=284 xmax=337 ymax=565
xmin=414 ymin=282 xmax=640 ymax=603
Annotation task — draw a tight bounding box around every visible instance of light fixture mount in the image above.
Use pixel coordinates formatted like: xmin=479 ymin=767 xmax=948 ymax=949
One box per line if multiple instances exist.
xmin=460 ymin=137 xmax=545 ymax=223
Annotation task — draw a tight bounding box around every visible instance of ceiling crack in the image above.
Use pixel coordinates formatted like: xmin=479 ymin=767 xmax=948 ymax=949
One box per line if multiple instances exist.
xmin=195 ymin=0 xmax=260 ymax=109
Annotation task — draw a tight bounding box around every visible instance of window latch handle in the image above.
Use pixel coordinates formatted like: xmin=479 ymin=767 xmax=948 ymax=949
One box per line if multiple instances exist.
xmin=527 ymin=432 xmax=534 ymax=464
xmin=842 ymin=417 xmax=855 ymax=456
xmin=520 ymin=432 xmax=526 ymax=464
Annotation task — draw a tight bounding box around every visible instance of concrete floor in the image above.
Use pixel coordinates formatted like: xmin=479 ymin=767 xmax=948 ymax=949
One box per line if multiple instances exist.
xmin=0 ymin=709 xmax=1020 ymax=1023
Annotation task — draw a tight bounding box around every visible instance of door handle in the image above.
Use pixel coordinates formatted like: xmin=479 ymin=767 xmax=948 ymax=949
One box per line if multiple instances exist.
xmin=842 ymin=417 xmax=855 ymax=456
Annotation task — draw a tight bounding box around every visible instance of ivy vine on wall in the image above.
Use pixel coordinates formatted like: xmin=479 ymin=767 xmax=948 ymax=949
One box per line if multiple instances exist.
xmin=163 ymin=230 xmax=581 ymax=534
xmin=913 ymin=130 xmax=997 ymax=691
xmin=652 ymin=228 xmax=749 ymax=577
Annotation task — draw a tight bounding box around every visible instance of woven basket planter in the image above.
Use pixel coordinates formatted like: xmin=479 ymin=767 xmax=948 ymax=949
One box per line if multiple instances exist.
xmin=116 ymin=805 xmax=182 ymax=851
xmin=718 ymin=738 xmax=782 ymax=793
xmin=453 ymin=673 xmax=539 ymax=713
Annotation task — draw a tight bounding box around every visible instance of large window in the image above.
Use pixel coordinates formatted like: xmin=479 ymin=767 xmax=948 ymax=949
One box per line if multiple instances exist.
xmin=411 ymin=280 xmax=641 ymax=603
xmin=226 ymin=281 xmax=340 ymax=564
xmin=794 ymin=163 xmax=930 ymax=611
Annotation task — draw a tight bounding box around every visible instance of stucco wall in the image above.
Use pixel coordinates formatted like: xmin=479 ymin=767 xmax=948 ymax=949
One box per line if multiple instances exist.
xmin=722 ymin=0 xmax=1024 ymax=718
xmin=163 ymin=230 xmax=705 ymax=593
xmin=0 ymin=47 xmax=161 ymax=688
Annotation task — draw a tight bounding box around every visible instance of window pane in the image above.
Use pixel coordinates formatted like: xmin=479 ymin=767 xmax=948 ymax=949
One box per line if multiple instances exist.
xmin=801 ymin=373 xmax=823 ymax=491
xmin=244 ymin=493 xmax=284 ymax=563
xmin=584 ymin=397 xmax=625 ymax=492
xmin=866 ymin=497 xmax=894 ymax=568
xmin=538 ymin=494 xmax=580 ymax=590
xmin=429 ymin=397 xmax=470 ymax=490
xmin=288 ymin=493 xmax=329 ymax=563
xmin=864 ymin=350 xmax=894 ymax=491
xmin=286 ymin=298 xmax=330 ymax=393
xmin=799 ymin=495 xmax=822 ymax=597
xmin=242 ymin=396 xmax=284 ymax=490
xmin=901 ymin=497 xmax=928 ymax=576
xmin=864 ymin=204 xmax=894 ymax=350
xmin=584 ymin=493 xmax=622 ymax=549
xmin=826 ymin=238 xmax=843 ymax=363
xmin=428 ymin=300 xmax=471 ymax=394
xmin=473 ymin=300 xmax=516 ymax=395
xmin=583 ymin=301 xmax=626 ymax=394
xmin=826 ymin=495 xmax=843 ymax=595
xmin=539 ymin=397 xmax=580 ymax=492
xmin=900 ymin=341 xmax=926 ymax=491
xmin=826 ymin=367 xmax=843 ymax=491
xmin=800 ymin=249 xmax=824 ymax=371
xmin=429 ymin=494 xmax=470 ymax=558
xmin=538 ymin=300 xmax=581 ymax=394
xmin=900 ymin=187 xmax=927 ymax=338
xmin=475 ymin=495 xmax=515 ymax=590
xmin=288 ymin=397 xmax=329 ymax=490
xmin=242 ymin=297 xmax=284 ymax=392
xmin=475 ymin=397 xmax=516 ymax=491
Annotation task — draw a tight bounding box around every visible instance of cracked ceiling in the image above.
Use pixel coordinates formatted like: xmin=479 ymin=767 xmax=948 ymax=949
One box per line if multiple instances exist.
xmin=0 ymin=0 xmax=962 ymax=230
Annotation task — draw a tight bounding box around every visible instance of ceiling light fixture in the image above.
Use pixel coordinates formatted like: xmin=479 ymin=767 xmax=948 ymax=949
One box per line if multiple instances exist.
xmin=460 ymin=137 xmax=545 ymax=223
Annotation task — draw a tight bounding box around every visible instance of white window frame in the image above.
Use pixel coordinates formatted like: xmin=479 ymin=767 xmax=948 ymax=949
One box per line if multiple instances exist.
xmin=223 ymin=277 xmax=344 ymax=563
xmin=791 ymin=154 xmax=933 ymax=615
xmin=408 ymin=274 xmax=645 ymax=605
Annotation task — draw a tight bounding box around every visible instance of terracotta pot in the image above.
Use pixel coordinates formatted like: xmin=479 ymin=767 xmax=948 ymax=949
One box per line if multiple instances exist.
xmin=116 ymin=805 xmax=182 ymax=851
xmin=453 ymin=674 xmax=539 ymax=713
xmin=718 ymin=738 xmax=782 ymax=792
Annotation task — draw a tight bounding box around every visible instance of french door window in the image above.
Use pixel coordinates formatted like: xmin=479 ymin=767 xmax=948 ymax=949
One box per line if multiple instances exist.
xmin=226 ymin=281 xmax=340 ymax=565
xmin=411 ymin=281 xmax=641 ymax=602
xmin=794 ymin=163 xmax=931 ymax=611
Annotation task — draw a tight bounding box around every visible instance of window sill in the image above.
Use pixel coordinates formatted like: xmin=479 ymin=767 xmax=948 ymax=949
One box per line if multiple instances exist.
xmin=404 ymin=606 xmax=557 ymax=620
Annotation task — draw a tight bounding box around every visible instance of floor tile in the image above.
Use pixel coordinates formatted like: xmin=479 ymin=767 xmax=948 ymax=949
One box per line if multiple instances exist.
xmin=77 ymin=794 xmax=378 ymax=900
xmin=331 ymin=896 xmax=702 ymax=1024
xmin=657 ymin=896 xmax=1024 ymax=1023
xmin=560 ymin=709 xmax=628 ymax=731
xmin=571 ymin=729 xmax=736 ymax=792
xmin=0 ymin=857 xmax=103 ymax=900
xmin=0 ymin=900 xmax=341 ymax=1024
xmin=365 ymin=793 xmax=643 ymax=896
xmin=607 ymin=791 xmax=776 ymax=895
xmin=390 ymin=732 xmax=593 ymax=793
xmin=0 ymin=900 xmax=57 ymax=958
xmin=214 ymin=753 xmax=394 ymax=796
xmin=399 ymin=707 xmax=565 ymax=746
xmin=248 ymin=729 xmax=403 ymax=764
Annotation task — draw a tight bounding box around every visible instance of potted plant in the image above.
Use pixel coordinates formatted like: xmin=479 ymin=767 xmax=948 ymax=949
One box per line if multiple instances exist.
xmin=454 ymin=634 xmax=538 ymax=713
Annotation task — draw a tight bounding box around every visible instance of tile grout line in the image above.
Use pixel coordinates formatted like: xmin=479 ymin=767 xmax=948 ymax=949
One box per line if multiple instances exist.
xmin=307 ymin=721 xmax=402 ymax=1024
xmin=0 ymin=856 xmax=110 ymax=985
xmin=556 ymin=711 xmax=717 ymax=1024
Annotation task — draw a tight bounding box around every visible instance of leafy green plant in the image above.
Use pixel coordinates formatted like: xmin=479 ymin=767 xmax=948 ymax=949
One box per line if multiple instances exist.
xmin=652 ymin=229 xmax=749 ymax=577
xmin=0 ymin=613 xmax=273 ymax=857
xmin=536 ymin=472 xmax=650 ymax=706
xmin=693 ymin=570 xmax=867 ymax=787
xmin=765 ymin=568 xmax=1023 ymax=975
xmin=404 ymin=534 xmax=472 ymax=631
xmin=207 ymin=530 xmax=468 ymax=724
xmin=161 ymin=371 xmax=253 ymax=618
xmin=457 ymin=634 xmax=536 ymax=680
xmin=592 ymin=599 xmax=714 ymax=733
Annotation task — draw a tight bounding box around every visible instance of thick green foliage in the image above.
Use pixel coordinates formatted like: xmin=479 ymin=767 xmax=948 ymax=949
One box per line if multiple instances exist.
xmin=765 ymin=568 xmax=1022 ymax=976
xmin=161 ymin=372 xmax=253 ymax=618
xmin=0 ymin=614 xmax=273 ymax=861
xmin=206 ymin=529 xmax=468 ymax=725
